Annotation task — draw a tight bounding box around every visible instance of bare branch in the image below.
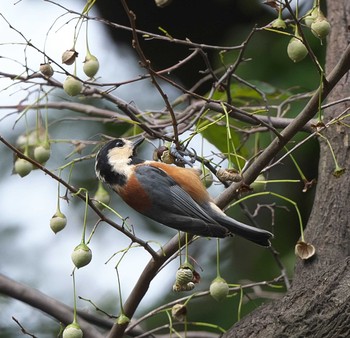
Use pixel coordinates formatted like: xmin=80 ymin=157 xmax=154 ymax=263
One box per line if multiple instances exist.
xmin=0 ymin=274 xmax=105 ymax=338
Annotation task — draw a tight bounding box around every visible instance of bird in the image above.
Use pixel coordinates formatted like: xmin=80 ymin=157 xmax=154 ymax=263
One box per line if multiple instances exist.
xmin=95 ymin=137 xmax=273 ymax=246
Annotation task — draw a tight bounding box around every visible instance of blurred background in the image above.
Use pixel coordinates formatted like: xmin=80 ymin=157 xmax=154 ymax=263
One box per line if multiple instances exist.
xmin=0 ymin=0 xmax=322 ymax=336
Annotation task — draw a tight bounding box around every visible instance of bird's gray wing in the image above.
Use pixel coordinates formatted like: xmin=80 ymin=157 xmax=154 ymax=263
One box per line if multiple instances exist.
xmin=133 ymin=165 xmax=228 ymax=237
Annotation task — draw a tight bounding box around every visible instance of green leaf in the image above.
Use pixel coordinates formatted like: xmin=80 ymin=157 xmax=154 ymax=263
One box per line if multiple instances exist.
xmin=198 ymin=118 xmax=248 ymax=169
xmin=211 ymin=81 xmax=290 ymax=106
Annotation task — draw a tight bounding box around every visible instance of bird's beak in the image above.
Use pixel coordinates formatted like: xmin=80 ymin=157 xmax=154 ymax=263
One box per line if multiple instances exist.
xmin=132 ymin=136 xmax=145 ymax=149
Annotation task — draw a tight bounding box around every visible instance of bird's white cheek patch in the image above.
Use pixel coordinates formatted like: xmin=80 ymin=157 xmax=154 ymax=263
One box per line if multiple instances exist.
xmin=107 ymin=152 xmax=133 ymax=180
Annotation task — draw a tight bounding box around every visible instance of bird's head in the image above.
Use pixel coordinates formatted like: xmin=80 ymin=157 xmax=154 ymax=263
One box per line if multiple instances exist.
xmin=95 ymin=137 xmax=145 ymax=186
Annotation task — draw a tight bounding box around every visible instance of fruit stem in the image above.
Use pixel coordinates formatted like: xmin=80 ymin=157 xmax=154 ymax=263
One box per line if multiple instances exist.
xmin=81 ymin=189 xmax=89 ymax=244
xmin=278 ymin=3 xmax=283 ymax=20
xmin=56 ymin=169 xmax=63 ymax=214
xmin=216 ymin=238 xmax=221 ymax=278
xmin=85 ymin=19 xmax=92 ymax=57
xmin=283 ymin=146 xmax=308 ymax=182
xmin=184 ymin=232 xmax=189 ymax=264
xmin=72 ymin=270 xmax=78 ymax=324
xmin=295 ymin=0 xmax=299 ymax=20
xmin=71 ymin=187 xmax=90 ymax=244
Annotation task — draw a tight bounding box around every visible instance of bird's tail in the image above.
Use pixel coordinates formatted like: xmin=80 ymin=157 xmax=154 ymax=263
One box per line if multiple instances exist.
xmin=220 ymin=216 xmax=273 ymax=246
xmin=207 ymin=203 xmax=273 ymax=246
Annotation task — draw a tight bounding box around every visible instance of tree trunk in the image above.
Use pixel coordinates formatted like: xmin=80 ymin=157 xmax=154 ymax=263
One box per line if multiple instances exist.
xmin=223 ymin=1 xmax=350 ymax=337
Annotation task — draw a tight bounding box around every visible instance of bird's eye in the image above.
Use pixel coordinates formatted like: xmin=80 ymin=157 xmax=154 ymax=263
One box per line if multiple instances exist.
xmin=114 ymin=139 xmax=125 ymax=148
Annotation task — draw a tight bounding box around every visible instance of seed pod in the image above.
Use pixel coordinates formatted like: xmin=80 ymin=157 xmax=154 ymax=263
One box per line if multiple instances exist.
xmin=250 ymin=174 xmax=266 ymax=192
xmin=304 ymin=8 xmax=318 ymax=27
xmin=16 ymin=128 xmax=47 ymax=150
xmin=171 ymin=303 xmax=187 ymax=321
xmin=16 ymin=134 xmax=30 ymax=151
xmin=175 ymin=266 xmax=194 ymax=286
xmin=172 ymin=281 xmax=195 ymax=292
xmin=183 ymin=282 xmax=195 ymax=291
xmin=50 ymin=211 xmax=67 ymax=234
xmin=287 ymin=37 xmax=308 ymax=63
xmin=173 ymin=263 xmax=198 ymax=292
xmin=83 ymin=54 xmax=99 ymax=78
xmin=34 ymin=145 xmax=51 ymax=164
xmin=62 ymin=49 xmax=78 ymax=65
xmin=311 ymin=16 xmax=331 ymax=39
xmin=210 ymin=276 xmax=229 ymax=302
xmin=272 ymin=18 xmax=286 ymax=29
xmin=71 ymin=243 xmax=92 ymax=268
xmin=154 ymin=145 xmax=175 ymax=164
xmin=295 ymin=240 xmax=316 ymax=260
xmin=333 ymin=166 xmax=345 ymax=178
xmin=14 ymin=158 xmax=33 ymax=177
xmin=117 ymin=313 xmax=130 ymax=325
xmin=39 ymin=63 xmax=54 ymax=77
xmin=63 ymin=76 xmax=82 ymax=96
xmin=62 ymin=323 xmax=83 ymax=338
xmin=93 ymin=182 xmax=110 ymax=210
xmin=172 ymin=283 xmax=182 ymax=292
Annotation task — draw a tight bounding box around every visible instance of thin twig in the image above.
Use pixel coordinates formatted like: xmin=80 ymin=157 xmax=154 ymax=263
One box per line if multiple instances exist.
xmin=0 ymin=135 xmax=159 ymax=259
xmin=215 ymin=43 xmax=350 ymax=209
xmin=120 ymin=0 xmax=180 ymax=144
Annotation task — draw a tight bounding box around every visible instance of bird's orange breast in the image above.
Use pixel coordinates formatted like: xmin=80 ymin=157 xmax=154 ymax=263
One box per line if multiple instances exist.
xmin=117 ymin=174 xmax=152 ymax=212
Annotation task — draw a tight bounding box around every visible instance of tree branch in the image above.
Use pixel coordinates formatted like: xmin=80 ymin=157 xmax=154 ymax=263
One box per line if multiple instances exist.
xmin=0 ymin=274 xmax=105 ymax=338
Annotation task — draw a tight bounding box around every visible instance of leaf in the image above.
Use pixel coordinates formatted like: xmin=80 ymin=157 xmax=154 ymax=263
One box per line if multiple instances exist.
xmin=211 ymin=81 xmax=290 ymax=106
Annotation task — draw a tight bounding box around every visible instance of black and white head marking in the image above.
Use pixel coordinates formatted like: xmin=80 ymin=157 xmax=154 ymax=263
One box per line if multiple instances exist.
xmin=95 ymin=138 xmax=144 ymax=188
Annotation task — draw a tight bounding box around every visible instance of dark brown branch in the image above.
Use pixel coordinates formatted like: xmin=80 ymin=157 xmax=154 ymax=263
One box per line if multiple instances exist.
xmin=0 ymin=274 xmax=105 ymax=338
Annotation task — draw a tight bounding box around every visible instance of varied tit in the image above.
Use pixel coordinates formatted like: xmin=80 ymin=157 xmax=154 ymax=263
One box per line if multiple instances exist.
xmin=95 ymin=137 xmax=273 ymax=247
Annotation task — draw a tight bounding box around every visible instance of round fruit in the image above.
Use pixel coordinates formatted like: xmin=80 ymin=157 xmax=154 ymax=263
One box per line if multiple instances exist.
xmin=50 ymin=211 xmax=67 ymax=234
xmin=311 ymin=17 xmax=331 ymax=39
xmin=71 ymin=243 xmax=92 ymax=268
xmin=14 ymin=158 xmax=33 ymax=177
xmin=210 ymin=276 xmax=229 ymax=302
xmin=63 ymin=76 xmax=82 ymax=96
xmin=62 ymin=323 xmax=83 ymax=338
xmin=83 ymin=54 xmax=99 ymax=78
xmin=287 ymin=37 xmax=308 ymax=63
xmin=34 ymin=145 xmax=51 ymax=164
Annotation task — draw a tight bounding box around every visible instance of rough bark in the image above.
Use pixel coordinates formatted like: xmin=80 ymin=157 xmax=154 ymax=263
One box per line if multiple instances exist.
xmin=223 ymin=1 xmax=350 ymax=337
